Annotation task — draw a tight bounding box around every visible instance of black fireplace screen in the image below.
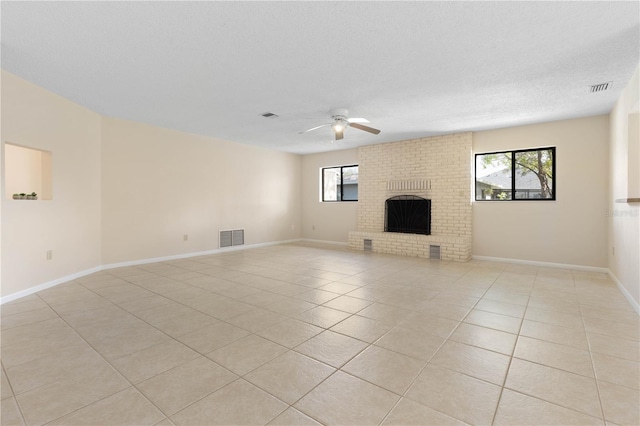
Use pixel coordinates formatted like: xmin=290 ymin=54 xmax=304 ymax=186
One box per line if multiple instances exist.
xmin=385 ymin=195 xmax=431 ymax=235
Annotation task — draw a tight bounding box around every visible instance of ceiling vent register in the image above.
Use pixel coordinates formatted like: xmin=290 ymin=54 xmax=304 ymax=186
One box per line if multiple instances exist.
xmin=589 ymin=82 xmax=611 ymax=93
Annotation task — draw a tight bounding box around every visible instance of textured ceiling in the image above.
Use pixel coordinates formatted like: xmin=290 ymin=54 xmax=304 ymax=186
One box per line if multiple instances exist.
xmin=2 ymin=1 xmax=639 ymax=154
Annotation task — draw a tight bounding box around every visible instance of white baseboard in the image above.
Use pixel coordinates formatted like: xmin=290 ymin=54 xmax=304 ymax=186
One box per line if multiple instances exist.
xmin=8 ymin=244 xmax=636 ymax=316
xmin=1 ymin=239 xmax=302 ymax=305
xmin=101 ymin=239 xmax=303 ymax=270
xmin=607 ymin=269 xmax=640 ymax=315
xmin=299 ymin=239 xmax=349 ymax=247
xmin=471 ymin=255 xmax=609 ymax=273
xmin=0 ymin=266 xmax=102 ymax=305
xmin=472 ymin=255 xmax=638 ymax=315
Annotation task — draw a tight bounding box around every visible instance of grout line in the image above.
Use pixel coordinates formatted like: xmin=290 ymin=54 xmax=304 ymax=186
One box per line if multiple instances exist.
xmin=76 ymin=267 xmax=296 ymax=420
xmin=580 ymin=298 xmax=608 ymax=423
xmin=38 ymin=269 xmax=269 ymax=423
xmin=378 ymin=266 xmax=501 ymax=425
xmin=67 ymin=251 xmax=369 ymax=422
xmin=376 ymin=268 xmax=491 ymax=418
xmin=487 ymin=265 xmax=535 ymax=426
xmin=1 ymin=363 xmax=28 ymax=426
xmin=44 ymin=302 xmax=154 ymax=381
xmin=15 ymin=296 xmax=145 ymax=424
xmin=136 ymin=376 xmax=246 ymax=421
xmin=4 ymin=245 xmax=633 ymax=425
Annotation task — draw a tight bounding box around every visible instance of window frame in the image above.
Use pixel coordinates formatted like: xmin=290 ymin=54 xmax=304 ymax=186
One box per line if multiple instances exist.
xmin=321 ymin=164 xmax=359 ymax=202
xmin=474 ymin=147 xmax=556 ymax=202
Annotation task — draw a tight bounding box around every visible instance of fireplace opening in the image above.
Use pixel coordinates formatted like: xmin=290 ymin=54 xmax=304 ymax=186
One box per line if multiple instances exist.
xmin=385 ymin=195 xmax=431 ymax=235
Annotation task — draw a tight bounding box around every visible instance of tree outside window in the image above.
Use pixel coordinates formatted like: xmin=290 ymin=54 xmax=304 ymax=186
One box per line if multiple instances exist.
xmin=475 ymin=148 xmax=555 ymax=201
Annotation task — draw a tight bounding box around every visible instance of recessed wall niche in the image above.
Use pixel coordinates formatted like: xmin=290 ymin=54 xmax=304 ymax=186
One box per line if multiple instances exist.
xmin=4 ymin=143 xmax=53 ymax=200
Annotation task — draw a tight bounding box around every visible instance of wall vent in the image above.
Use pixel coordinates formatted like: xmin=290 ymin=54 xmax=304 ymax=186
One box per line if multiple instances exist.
xmin=590 ymin=82 xmax=611 ymax=93
xmin=387 ymin=179 xmax=431 ymax=192
xmin=429 ymin=245 xmax=441 ymax=260
xmin=364 ymin=239 xmax=373 ymax=251
xmin=220 ymin=229 xmax=245 ymax=248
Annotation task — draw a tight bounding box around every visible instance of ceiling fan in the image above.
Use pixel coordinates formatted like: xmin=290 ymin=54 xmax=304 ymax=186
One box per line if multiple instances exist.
xmin=299 ymin=108 xmax=381 ymax=140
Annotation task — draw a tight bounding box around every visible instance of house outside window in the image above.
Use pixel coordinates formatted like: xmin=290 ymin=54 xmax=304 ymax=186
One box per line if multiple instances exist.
xmin=322 ymin=165 xmax=358 ymax=201
xmin=475 ymin=147 xmax=555 ymax=201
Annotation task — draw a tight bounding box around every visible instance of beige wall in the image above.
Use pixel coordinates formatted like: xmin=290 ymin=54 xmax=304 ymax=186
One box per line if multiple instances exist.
xmin=304 ymin=122 xmax=611 ymax=267
xmin=473 ymin=115 xmax=610 ymax=267
xmin=2 ymin=64 xmax=634 ymax=305
xmin=101 ymin=117 xmax=302 ymax=264
xmin=301 ymin=148 xmax=358 ymax=243
xmin=1 ymin=70 xmax=103 ymax=297
xmin=1 ymin=70 xmax=302 ymax=300
xmin=609 ymin=65 xmax=639 ymax=307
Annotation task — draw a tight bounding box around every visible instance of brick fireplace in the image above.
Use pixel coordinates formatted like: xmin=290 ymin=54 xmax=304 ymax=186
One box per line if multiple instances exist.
xmin=348 ymin=132 xmax=472 ymax=261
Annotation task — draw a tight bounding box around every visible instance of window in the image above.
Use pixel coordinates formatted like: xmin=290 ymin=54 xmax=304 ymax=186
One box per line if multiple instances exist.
xmin=475 ymin=147 xmax=555 ymax=201
xmin=322 ymin=165 xmax=358 ymax=201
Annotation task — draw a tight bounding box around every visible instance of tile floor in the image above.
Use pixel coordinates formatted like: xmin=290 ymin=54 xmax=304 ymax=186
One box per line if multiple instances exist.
xmin=1 ymin=242 xmax=639 ymax=425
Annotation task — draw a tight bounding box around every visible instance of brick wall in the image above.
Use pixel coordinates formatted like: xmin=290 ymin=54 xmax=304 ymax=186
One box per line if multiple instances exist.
xmin=348 ymin=132 xmax=472 ymax=261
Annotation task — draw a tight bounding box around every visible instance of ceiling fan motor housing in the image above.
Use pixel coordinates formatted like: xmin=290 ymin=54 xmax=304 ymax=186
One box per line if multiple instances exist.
xmin=299 ymin=107 xmax=380 ymax=139
xmin=333 ymin=116 xmax=349 ymax=129
xmin=330 ymin=108 xmax=349 ymax=118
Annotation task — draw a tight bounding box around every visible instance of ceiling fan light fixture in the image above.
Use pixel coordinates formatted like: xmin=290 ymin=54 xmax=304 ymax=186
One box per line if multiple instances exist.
xmin=332 ymin=116 xmax=348 ymax=134
xmin=299 ymin=108 xmax=380 ymax=140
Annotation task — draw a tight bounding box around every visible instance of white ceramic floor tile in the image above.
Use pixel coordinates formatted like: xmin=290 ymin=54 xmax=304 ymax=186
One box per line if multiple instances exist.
xmin=405 ymin=364 xmax=501 ymax=425
xmin=294 ymin=371 xmax=399 ymax=425
xmin=3 ymin=243 xmax=638 ymax=426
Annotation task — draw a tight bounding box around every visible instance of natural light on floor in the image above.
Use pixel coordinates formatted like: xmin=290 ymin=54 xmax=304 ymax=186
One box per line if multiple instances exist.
xmin=1 ymin=242 xmax=638 ymax=425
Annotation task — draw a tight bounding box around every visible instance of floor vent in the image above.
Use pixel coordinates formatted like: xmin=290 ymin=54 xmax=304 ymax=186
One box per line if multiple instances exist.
xmin=429 ymin=245 xmax=441 ymax=260
xmin=220 ymin=229 xmax=245 ymax=248
xmin=364 ymin=239 xmax=373 ymax=251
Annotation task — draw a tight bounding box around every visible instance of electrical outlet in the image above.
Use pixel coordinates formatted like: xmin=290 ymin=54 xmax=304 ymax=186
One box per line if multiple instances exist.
xmin=46 ymin=250 xmax=52 ymax=260
xmin=183 ymin=234 xmax=188 ymax=241
xmin=291 ymin=224 xmax=295 ymax=231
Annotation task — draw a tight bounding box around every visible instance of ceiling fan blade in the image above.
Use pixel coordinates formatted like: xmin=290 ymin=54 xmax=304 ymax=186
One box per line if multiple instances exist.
xmin=349 ymin=122 xmax=381 ymax=135
xmin=334 ymin=128 xmax=344 ymax=140
xmin=298 ymin=123 xmax=331 ymax=134
xmin=347 ymin=118 xmax=370 ymax=124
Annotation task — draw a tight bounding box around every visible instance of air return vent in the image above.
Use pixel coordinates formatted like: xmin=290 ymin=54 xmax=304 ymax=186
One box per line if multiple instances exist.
xmin=429 ymin=245 xmax=441 ymax=260
xmin=364 ymin=239 xmax=373 ymax=251
xmin=220 ymin=229 xmax=245 ymax=248
xmin=590 ymin=82 xmax=611 ymax=93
